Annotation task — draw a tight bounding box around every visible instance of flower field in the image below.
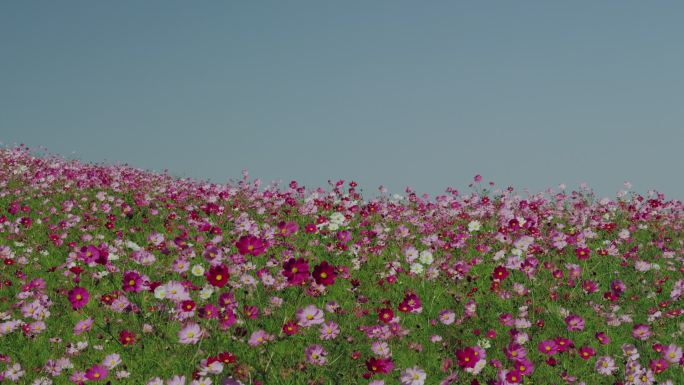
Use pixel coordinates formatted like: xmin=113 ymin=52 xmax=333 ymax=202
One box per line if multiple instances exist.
xmin=0 ymin=146 xmax=682 ymax=385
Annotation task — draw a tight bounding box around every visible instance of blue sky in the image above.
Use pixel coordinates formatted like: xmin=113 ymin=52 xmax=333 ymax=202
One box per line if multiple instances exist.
xmin=1 ymin=1 xmax=683 ymax=199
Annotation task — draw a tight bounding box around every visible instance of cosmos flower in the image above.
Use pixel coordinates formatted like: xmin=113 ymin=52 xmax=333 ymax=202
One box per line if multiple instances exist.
xmin=282 ymin=258 xmax=310 ymax=286
xmin=297 ymin=305 xmax=324 ymax=327
xmin=67 ymin=287 xmax=89 ymax=310
xmin=492 ymin=266 xmax=509 ymax=280
xmin=565 ymin=314 xmax=585 ymax=331
xmin=312 ymin=261 xmax=337 ymax=286
xmin=122 ymin=271 xmax=143 ymax=292
xmin=455 ymin=347 xmax=479 ymax=368
xmin=538 ymin=340 xmax=558 ymax=355
xmin=438 ymin=310 xmax=455 ymax=325
xmin=399 ymin=366 xmax=426 ymax=385
xmin=319 ymin=321 xmax=340 ymax=340
xmin=85 ymin=364 xmax=108 ymax=381
xmin=304 ymin=344 xmax=327 ymax=365
xmin=248 ymin=329 xmax=273 ymax=346
xmin=119 ymin=330 xmax=136 ymax=346
xmin=578 ymin=346 xmax=595 ymax=360
xmin=73 ymin=317 xmax=93 ymax=336
xmin=235 ymin=235 xmax=267 ymax=256
xmin=178 ymin=322 xmax=202 ymax=345
xmin=378 ymin=308 xmax=395 ymax=324
xmin=595 ymin=356 xmax=616 ymax=375
xmin=632 ymin=324 xmax=652 ymax=341
xmin=662 ymin=344 xmax=682 ymax=363
xmin=366 ymin=357 xmax=394 ymax=375
xmin=206 ymin=264 xmax=230 ymax=288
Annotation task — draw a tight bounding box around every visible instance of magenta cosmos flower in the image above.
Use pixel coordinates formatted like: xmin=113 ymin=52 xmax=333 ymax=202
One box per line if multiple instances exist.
xmin=67 ymin=287 xmax=89 ymax=310
xmin=235 ymin=235 xmax=267 ymax=256
xmin=122 ymin=271 xmax=143 ymax=292
xmin=366 ymin=357 xmax=394 ymax=374
xmin=538 ymin=340 xmax=558 ymax=355
xmin=85 ymin=364 xmax=108 ymax=381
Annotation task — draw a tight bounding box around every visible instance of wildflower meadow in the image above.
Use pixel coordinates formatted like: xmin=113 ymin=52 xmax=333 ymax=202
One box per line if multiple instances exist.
xmin=0 ymin=146 xmax=682 ymax=385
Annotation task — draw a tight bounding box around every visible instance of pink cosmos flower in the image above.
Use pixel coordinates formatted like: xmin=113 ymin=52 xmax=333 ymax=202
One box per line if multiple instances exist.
xmin=632 ymin=324 xmax=651 ymax=341
xmin=319 ymin=321 xmax=340 ymax=340
xmin=438 ymin=310 xmax=455 ymax=325
xmin=565 ymin=314 xmax=584 ymax=331
xmin=248 ymin=329 xmax=273 ymax=346
xmin=503 ymin=344 xmax=527 ymax=361
xmin=73 ymin=317 xmax=93 ymax=336
xmin=297 ymin=305 xmax=324 ymax=327
xmin=595 ymin=356 xmax=616 ymax=375
xmin=304 ymin=344 xmax=327 ymax=365
xmin=399 ymin=366 xmax=426 ymax=385
xmin=178 ymin=322 xmax=202 ymax=345
xmin=662 ymin=344 xmax=682 ymax=363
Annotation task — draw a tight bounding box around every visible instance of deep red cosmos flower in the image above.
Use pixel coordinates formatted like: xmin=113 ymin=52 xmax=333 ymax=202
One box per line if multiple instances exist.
xmin=378 ymin=308 xmax=394 ymax=323
xmin=122 ymin=271 xmax=143 ymax=292
xmin=119 ymin=330 xmax=136 ymax=346
xmin=492 ymin=265 xmax=509 ymax=280
xmin=455 ymin=347 xmax=479 ymax=368
xmin=67 ymin=286 xmax=89 ymax=310
xmin=575 ymin=247 xmax=590 ymax=260
xmin=282 ymin=320 xmax=300 ymax=335
xmin=578 ymin=346 xmax=595 ymax=360
xmin=181 ymin=300 xmax=196 ymax=312
xmin=365 ymin=357 xmax=394 ymax=374
xmin=235 ymin=235 xmax=267 ymax=256
xmin=206 ymin=264 xmax=230 ymax=287
xmin=282 ymin=258 xmax=310 ymax=286
xmin=312 ymin=261 xmax=337 ymax=286
xmin=216 ymin=352 xmax=237 ymax=364
xmin=398 ymin=293 xmax=422 ymax=313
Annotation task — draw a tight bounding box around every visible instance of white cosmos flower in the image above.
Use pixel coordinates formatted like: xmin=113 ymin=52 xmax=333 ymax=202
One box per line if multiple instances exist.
xmin=154 ymin=286 xmax=167 ymax=300
xmin=191 ymin=265 xmax=205 ymax=277
xmin=199 ymin=286 xmax=214 ymax=300
xmin=410 ymin=263 xmax=424 ymax=275
xmin=468 ymin=220 xmax=481 ymax=232
xmin=418 ymin=250 xmax=433 ymax=265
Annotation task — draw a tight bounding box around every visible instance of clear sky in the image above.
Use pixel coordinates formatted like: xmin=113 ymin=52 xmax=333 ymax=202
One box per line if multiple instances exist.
xmin=2 ymin=1 xmax=683 ymax=199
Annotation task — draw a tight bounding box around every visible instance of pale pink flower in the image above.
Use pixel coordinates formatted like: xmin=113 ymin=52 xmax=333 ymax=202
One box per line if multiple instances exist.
xmin=178 ymin=323 xmax=202 ymax=345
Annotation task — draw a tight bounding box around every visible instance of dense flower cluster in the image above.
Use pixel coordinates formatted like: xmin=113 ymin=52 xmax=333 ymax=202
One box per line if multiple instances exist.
xmin=0 ymin=146 xmax=682 ymax=385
